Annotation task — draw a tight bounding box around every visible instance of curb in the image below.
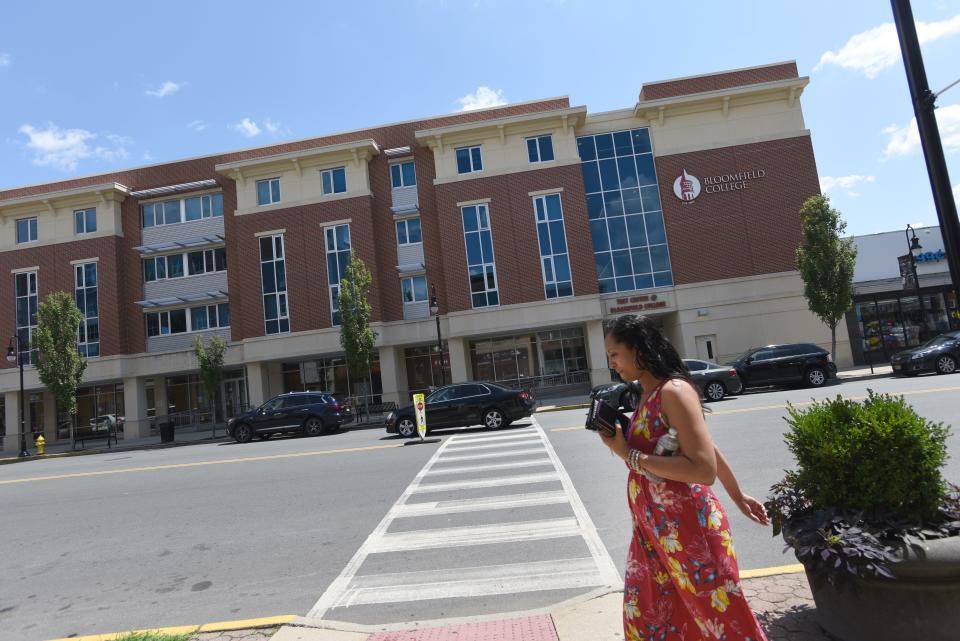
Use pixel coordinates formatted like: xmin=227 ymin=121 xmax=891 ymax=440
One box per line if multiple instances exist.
xmin=0 ymin=436 xmax=228 ymax=466
xmin=43 ymin=615 xmax=297 ymax=641
xmin=535 ymin=403 xmax=589 ymax=413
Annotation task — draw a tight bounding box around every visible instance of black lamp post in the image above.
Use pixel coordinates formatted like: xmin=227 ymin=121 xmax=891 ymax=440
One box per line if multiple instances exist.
xmin=6 ymin=336 xmax=29 ymax=458
xmin=429 ymin=286 xmax=445 ymax=386
xmin=906 ymin=224 xmax=923 ymax=294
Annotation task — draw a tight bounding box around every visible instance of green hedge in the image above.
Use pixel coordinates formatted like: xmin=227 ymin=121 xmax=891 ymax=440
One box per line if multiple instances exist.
xmin=784 ymin=392 xmax=950 ymax=520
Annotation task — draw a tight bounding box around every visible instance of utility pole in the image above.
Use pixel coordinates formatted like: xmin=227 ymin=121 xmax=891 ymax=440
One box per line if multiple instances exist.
xmin=891 ymin=0 xmax=960 ymax=323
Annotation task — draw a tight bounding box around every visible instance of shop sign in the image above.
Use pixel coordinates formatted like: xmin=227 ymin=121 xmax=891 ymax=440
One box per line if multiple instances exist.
xmin=673 ymin=168 xmax=767 ymax=203
xmin=606 ymin=292 xmax=673 ymax=316
xmin=915 ymin=249 xmax=946 ymax=263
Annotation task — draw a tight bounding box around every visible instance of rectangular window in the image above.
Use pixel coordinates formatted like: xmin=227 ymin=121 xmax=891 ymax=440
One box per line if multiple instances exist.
xmin=533 ymin=194 xmax=573 ymax=299
xmin=14 ymin=271 xmax=38 ymax=364
xmin=75 ymin=262 xmax=99 ymax=357
xmin=74 ymin=208 xmax=97 ymax=235
xmin=526 ymin=135 xmax=555 ymax=163
xmin=259 ymin=234 xmax=289 ymax=334
xmin=144 ymin=248 xmax=225 ymax=282
xmin=16 ymin=217 xmax=38 ymax=244
xmin=461 ymin=204 xmax=499 ymax=308
xmin=401 ymin=275 xmax=428 ymax=304
xmin=321 ymin=167 xmax=347 ymax=195
xmin=390 ymin=161 xmax=417 ymax=188
xmin=455 ymin=146 xmax=483 ymax=174
xmin=146 ymin=303 xmax=230 ymax=337
xmin=256 ymin=178 xmax=281 ymax=206
xmin=324 ymin=224 xmax=352 ymax=326
xmin=395 ymin=217 xmax=422 ymax=246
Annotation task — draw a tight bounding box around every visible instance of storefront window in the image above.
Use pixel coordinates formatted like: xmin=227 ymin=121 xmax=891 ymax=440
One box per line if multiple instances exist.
xmin=404 ymin=345 xmax=450 ymax=397
xmin=470 ymin=327 xmax=588 ymax=389
xmin=74 ymin=383 xmax=125 ymax=437
xmin=283 ymin=354 xmax=383 ymax=404
xmin=854 ymin=288 xmax=959 ymax=364
xmin=29 ymin=392 xmax=43 ymax=437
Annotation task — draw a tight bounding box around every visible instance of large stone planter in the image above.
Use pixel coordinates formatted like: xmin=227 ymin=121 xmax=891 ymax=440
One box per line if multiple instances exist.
xmin=801 ymin=535 xmax=960 ymax=641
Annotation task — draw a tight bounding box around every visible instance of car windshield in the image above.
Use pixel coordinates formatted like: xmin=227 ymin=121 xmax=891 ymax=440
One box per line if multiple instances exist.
xmin=918 ymin=333 xmax=957 ymax=349
xmin=733 ymin=349 xmax=754 ymax=362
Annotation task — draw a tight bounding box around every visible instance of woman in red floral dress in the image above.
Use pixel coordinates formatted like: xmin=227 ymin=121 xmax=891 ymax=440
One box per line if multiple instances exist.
xmin=598 ymin=315 xmax=769 ymax=641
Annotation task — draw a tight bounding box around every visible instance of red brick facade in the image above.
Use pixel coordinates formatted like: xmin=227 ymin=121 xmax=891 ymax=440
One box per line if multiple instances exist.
xmin=639 ymin=62 xmax=799 ymax=101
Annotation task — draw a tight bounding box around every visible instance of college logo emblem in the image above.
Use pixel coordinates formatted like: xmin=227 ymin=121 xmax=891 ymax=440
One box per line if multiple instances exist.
xmin=673 ymin=169 xmax=701 ymax=202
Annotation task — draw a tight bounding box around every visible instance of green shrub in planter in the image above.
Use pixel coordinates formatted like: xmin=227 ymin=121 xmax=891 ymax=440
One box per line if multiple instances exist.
xmin=766 ymin=391 xmax=959 ymax=587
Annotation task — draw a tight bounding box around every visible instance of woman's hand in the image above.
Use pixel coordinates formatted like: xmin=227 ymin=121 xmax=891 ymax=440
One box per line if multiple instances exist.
xmin=598 ymin=425 xmax=628 ymax=461
xmin=731 ymin=493 xmax=770 ymax=526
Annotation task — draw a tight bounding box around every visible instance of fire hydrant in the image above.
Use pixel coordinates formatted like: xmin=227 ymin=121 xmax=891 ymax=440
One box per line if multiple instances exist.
xmin=35 ymin=434 xmax=45 ymax=456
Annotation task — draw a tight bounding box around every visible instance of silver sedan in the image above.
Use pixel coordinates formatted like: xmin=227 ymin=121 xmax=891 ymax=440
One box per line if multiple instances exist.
xmin=682 ymin=359 xmax=744 ymax=402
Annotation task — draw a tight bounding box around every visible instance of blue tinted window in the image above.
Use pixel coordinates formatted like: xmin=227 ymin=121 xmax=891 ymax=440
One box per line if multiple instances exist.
xmin=539 ymin=136 xmax=554 ymax=161
xmin=141 ymin=204 xmax=155 ymax=228
xmin=336 ymin=224 xmax=351 ymax=250
xmin=590 ymin=220 xmax=609 ymax=252
xmin=391 ymin=164 xmax=402 ymax=188
xmin=632 ymin=128 xmax=652 ymax=154
xmin=322 ymin=171 xmax=332 ymax=194
xmin=549 ymin=221 xmax=566 ymax=253
xmin=604 ymin=191 xmax=623 ymax=217
xmin=599 ymin=159 xmax=619 ymax=191
xmin=599 ymin=278 xmax=616 ymax=293
xmin=185 ymin=197 xmax=202 ymax=221
xmin=654 ymin=272 xmax=673 ymax=287
xmin=407 ymin=218 xmax=422 ymax=243
xmin=466 ymin=234 xmax=482 ymax=264
xmin=626 ymin=215 xmax=646 ymax=246
xmin=587 ymin=194 xmax=605 ymax=219
xmin=167 ymin=255 xmax=183 ymax=278
xmin=617 ymin=157 xmax=638 ymax=189
xmin=192 ymin=307 xmax=208 ymax=331
xmin=333 ymin=168 xmax=347 ymax=193
xmin=212 ymin=193 xmax=224 ymax=216
xmin=402 ymin=161 xmax=416 ymax=186
xmin=480 ymin=232 xmax=494 ymax=262
xmin=595 ymin=252 xmax=613 ymax=279
xmin=635 ymin=274 xmax=654 ymax=290
xmin=612 ymin=250 xmax=632 ymax=277
xmin=613 ymin=131 xmax=632 ymax=156
xmin=631 ymin=247 xmax=651 ymax=274
xmin=527 ymin=138 xmax=538 ymax=163
xmin=164 ymin=200 xmax=181 ymax=224
xmin=608 ymin=217 xmax=628 ymax=250
xmin=537 ymin=225 xmax=550 ymax=254
xmin=595 ymin=133 xmax=614 ymax=159
xmin=635 ymin=154 xmax=656 ymax=186
xmin=645 ymin=211 xmax=667 ymax=244
xmin=640 ymin=185 xmax=661 ymax=212
xmin=577 ymin=136 xmax=596 ymax=161
xmin=650 ymin=245 xmax=671 ymax=272
xmin=270 ymin=180 xmax=281 ymax=203
xmin=471 ymin=147 xmax=482 ymax=171
xmin=622 ymin=188 xmax=643 ymax=214
xmin=461 ymin=206 xmax=478 ymax=232
xmin=554 ymin=254 xmax=571 ymax=281
xmin=396 ymin=220 xmax=408 ymax=244
xmin=545 ymin=194 xmax=562 ymax=220
xmin=456 ymin=148 xmax=471 ymax=174
xmin=581 ymin=162 xmax=602 ymax=194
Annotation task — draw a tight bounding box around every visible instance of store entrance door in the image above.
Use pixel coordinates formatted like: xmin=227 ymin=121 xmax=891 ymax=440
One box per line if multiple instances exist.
xmin=695 ymin=335 xmax=718 ymax=362
xmin=222 ymin=377 xmax=247 ymax=421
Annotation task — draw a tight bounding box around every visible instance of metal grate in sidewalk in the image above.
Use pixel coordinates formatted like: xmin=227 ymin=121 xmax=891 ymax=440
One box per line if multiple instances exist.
xmin=367 ymin=614 xmax=559 ymax=641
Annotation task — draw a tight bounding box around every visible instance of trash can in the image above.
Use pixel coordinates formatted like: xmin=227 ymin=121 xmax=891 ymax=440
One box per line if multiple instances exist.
xmin=159 ymin=421 xmax=175 ymax=443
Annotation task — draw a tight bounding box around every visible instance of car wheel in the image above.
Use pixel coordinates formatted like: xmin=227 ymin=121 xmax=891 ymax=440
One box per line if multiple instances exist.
xmin=397 ymin=417 xmax=417 ymax=438
xmin=936 ymin=355 xmax=957 ymax=375
xmin=704 ymin=381 xmax=726 ymax=402
xmin=257 ymin=433 xmax=272 ymax=440
xmin=304 ymin=417 xmax=325 ymax=437
xmin=233 ymin=423 xmax=253 ymax=443
xmin=483 ymin=408 xmax=505 ymax=430
xmin=806 ymin=366 xmax=827 ymax=387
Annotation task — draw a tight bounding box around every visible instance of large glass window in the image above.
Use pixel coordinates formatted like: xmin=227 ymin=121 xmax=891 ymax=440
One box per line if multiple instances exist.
xmin=16 ymin=217 xmax=38 ymax=244
xmin=577 ymin=128 xmax=672 ymax=293
xmin=404 ymin=345 xmax=450 ymax=396
xmin=14 ymin=271 xmax=38 ymax=364
xmin=256 ymin=178 xmax=281 ymax=206
xmin=144 ymin=248 xmax=225 ymax=282
xmin=391 ymin=161 xmax=417 ymax=188
xmin=321 ymin=167 xmax=347 ymax=195
xmin=259 ymin=234 xmax=289 ymax=334
xmin=470 ymin=327 xmax=587 ymax=389
xmin=325 ymin=224 xmax=352 ymax=326
xmin=461 ymin=203 xmax=499 ymax=308
xmin=455 ymin=146 xmax=483 ymax=174
xmin=74 ymin=208 xmax=97 ymax=234
xmin=141 ymin=193 xmax=223 ymax=228
xmin=75 ymin=262 xmax=99 ymax=357
xmin=401 ymin=275 xmax=428 ymax=304
xmin=146 ymin=303 xmax=229 ymax=337
xmin=533 ymin=193 xmax=573 ymax=299
xmin=396 ymin=217 xmax=422 ymax=246
xmin=526 ymin=135 xmax=555 ymax=163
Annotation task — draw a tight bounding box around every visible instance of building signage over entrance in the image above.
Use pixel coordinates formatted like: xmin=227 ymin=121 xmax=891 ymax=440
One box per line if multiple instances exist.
xmin=606 ymin=292 xmax=673 ymax=316
xmin=673 ymin=168 xmax=767 ymax=202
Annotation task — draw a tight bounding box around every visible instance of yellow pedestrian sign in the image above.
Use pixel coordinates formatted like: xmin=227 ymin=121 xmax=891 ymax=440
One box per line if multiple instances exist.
xmin=413 ymin=393 xmax=427 ymax=440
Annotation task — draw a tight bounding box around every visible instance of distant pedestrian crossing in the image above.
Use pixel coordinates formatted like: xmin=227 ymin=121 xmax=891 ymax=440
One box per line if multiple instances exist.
xmin=307 ymin=417 xmax=620 ymax=624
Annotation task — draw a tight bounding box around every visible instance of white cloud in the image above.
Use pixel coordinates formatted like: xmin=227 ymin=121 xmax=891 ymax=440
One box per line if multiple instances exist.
xmin=145 ymin=80 xmax=182 ymax=98
xmin=187 ymin=119 xmax=208 ymax=132
xmin=143 ymin=152 xmax=154 ymax=161
xmin=820 ymin=174 xmax=876 ymax=196
xmin=0 ymin=52 xmax=10 ymax=67
xmin=814 ymin=15 xmax=960 ymax=78
xmin=881 ymin=103 xmax=960 ymax=159
xmin=264 ymin=118 xmax=280 ymax=133
xmin=233 ymin=118 xmax=261 ymax=137
xmin=18 ymin=123 xmax=130 ymax=171
xmin=457 ymin=86 xmax=507 ymax=111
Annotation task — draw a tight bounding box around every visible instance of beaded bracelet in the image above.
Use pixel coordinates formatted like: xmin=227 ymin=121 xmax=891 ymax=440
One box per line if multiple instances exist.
xmin=628 ymin=448 xmax=645 ymax=473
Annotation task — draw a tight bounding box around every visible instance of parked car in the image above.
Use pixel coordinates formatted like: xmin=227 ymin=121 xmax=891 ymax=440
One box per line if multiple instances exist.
xmin=729 ymin=343 xmax=837 ymax=389
xmin=227 ymin=392 xmax=352 ymax=443
xmin=386 ymin=382 xmax=536 ymax=438
xmin=890 ymin=330 xmax=960 ymax=376
xmin=682 ymin=359 xmax=743 ymax=401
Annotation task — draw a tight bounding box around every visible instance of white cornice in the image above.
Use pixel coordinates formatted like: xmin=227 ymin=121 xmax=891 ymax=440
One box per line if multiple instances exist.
xmin=214 ymin=139 xmax=380 ymax=174
xmin=0 ymin=182 xmax=129 ymax=215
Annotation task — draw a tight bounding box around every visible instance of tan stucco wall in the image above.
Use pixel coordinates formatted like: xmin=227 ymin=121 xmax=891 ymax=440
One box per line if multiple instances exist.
xmin=0 ymin=197 xmax=123 ymax=252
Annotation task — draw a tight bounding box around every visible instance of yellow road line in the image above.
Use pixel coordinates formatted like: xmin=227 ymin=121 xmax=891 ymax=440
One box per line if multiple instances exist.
xmin=44 ymin=615 xmax=297 ymax=641
xmin=740 ymin=563 xmax=805 ymax=579
xmin=2 ymin=444 xmax=404 ymax=486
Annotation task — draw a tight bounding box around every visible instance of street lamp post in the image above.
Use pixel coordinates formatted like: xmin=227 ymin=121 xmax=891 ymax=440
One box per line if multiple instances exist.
xmin=6 ymin=336 xmax=29 ymax=458
xmin=906 ymin=224 xmax=923 ymax=295
xmin=429 ymin=286 xmax=445 ymax=386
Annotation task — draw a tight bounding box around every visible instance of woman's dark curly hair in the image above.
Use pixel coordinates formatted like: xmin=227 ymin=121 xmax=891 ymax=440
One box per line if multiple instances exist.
xmin=603 ymin=314 xmax=693 ymax=385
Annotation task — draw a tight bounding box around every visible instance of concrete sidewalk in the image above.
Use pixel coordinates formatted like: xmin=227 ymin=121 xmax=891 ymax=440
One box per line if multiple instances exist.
xmin=120 ymin=568 xmax=825 ymax=641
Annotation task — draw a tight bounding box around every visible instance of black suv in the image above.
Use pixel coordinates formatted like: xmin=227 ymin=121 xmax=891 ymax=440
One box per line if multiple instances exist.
xmin=227 ymin=392 xmax=352 ymax=443
xmin=386 ymin=382 xmax=536 ymax=438
xmin=729 ymin=343 xmax=837 ymax=389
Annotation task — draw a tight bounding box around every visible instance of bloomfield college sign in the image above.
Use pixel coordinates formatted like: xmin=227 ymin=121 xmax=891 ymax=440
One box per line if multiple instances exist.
xmin=673 ymin=168 xmax=767 ymax=203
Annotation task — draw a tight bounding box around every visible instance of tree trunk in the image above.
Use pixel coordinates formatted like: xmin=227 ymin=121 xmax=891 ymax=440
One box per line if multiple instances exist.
xmin=830 ymin=322 xmax=837 ymax=365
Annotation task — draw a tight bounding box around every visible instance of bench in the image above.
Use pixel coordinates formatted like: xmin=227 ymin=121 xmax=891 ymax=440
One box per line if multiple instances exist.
xmin=73 ymin=417 xmax=118 ymax=449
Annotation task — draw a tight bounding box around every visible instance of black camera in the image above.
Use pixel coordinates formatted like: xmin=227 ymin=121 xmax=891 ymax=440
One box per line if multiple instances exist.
xmin=585 ymin=398 xmax=623 ymax=437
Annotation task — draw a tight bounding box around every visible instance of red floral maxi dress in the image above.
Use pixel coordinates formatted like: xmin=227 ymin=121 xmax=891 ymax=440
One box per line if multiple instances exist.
xmin=622 ymin=382 xmax=768 ymax=641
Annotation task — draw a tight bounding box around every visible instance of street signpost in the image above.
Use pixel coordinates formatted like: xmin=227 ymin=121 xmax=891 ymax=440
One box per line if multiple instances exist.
xmin=413 ymin=393 xmax=427 ymax=442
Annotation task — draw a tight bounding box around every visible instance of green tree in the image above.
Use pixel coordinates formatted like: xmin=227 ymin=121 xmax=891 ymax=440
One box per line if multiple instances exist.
xmin=34 ymin=292 xmax=87 ymax=431
xmin=337 ymin=256 xmax=377 ymax=418
xmin=795 ymin=194 xmax=858 ymax=359
xmin=193 ymin=335 xmax=226 ymax=436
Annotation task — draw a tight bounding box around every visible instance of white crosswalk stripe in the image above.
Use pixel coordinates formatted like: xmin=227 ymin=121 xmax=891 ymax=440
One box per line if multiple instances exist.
xmin=307 ymin=417 xmax=619 ymax=623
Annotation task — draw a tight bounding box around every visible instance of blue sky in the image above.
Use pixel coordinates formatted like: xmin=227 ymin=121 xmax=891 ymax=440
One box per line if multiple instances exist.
xmin=1 ymin=0 xmax=958 ymax=236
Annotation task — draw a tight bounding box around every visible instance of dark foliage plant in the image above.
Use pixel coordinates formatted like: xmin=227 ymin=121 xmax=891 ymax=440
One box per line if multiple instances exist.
xmin=765 ymin=392 xmax=959 ymax=589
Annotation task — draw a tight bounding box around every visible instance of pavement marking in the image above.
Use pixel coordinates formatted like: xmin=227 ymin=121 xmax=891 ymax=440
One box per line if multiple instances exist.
xmin=391 ymin=490 xmax=571 ymax=517
xmin=0 ymin=443 xmax=406 ymax=486
xmin=424 ymin=458 xmax=554 ymax=475
xmin=307 ymin=418 xmax=620 ymax=620
xmin=740 ymin=563 xmax=805 ymax=579
xmin=342 ymin=558 xmax=604 ymax=605
xmin=447 ymin=430 xmax=538 ymax=444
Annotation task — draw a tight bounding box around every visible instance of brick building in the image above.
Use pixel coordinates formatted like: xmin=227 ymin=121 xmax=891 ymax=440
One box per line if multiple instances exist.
xmin=0 ymin=60 xmax=850 ymax=449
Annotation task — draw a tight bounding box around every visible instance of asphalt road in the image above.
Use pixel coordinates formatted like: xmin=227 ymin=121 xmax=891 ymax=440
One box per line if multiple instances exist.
xmin=1 ymin=372 xmax=958 ymax=640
